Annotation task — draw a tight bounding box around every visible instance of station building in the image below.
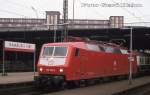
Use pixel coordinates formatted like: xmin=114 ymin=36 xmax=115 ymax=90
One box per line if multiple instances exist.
xmin=0 ymin=11 xmax=124 ymax=31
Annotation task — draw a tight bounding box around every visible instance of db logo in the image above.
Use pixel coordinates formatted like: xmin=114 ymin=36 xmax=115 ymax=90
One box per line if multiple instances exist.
xmin=48 ymin=59 xmax=55 ymax=65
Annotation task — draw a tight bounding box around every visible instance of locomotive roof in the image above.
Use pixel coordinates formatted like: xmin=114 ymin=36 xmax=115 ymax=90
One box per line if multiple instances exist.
xmin=43 ymin=41 xmax=126 ymax=50
xmin=43 ymin=42 xmax=86 ymax=49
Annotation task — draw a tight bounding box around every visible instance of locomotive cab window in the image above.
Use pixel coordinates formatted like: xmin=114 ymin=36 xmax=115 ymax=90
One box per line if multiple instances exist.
xmin=75 ymin=48 xmax=80 ymax=56
xmin=42 ymin=46 xmax=67 ymax=57
xmin=43 ymin=47 xmax=54 ymax=56
xmin=54 ymin=47 xmax=67 ymax=57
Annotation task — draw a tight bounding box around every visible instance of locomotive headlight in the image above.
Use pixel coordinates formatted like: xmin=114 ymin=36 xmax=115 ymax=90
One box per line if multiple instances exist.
xmin=39 ymin=67 xmax=43 ymax=72
xmin=59 ymin=68 xmax=64 ymax=73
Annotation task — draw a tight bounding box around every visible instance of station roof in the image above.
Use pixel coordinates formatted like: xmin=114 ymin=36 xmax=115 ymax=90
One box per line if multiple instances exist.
xmin=0 ymin=27 xmax=149 ymax=50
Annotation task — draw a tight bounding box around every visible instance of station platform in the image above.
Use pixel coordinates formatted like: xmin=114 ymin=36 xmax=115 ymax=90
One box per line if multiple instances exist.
xmin=0 ymin=72 xmax=150 ymax=95
xmin=0 ymin=72 xmax=36 ymax=85
xmin=45 ymin=76 xmax=150 ymax=95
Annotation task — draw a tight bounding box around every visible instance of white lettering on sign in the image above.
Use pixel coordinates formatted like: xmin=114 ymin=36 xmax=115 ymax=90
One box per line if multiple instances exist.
xmin=4 ymin=41 xmax=35 ymax=51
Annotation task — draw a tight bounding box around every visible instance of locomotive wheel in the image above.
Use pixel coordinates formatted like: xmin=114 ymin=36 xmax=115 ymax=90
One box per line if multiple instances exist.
xmin=60 ymin=81 xmax=67 ymax=90
xmin=79 ymin=80 xmax=87 ymax=87
xmin=67 ymin=81 xmax=77 ymax=89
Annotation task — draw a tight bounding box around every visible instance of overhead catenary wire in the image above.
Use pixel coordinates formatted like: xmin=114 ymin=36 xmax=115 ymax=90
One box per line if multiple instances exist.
xmin=5 ymin=0 xmax=31 ymax=10
xmin=110 ymin=0 xmax=145 ymax=23
xmin=4 ymin=0 xmax=45 ymax=18
xmin=122 ymin=0 xmax=146 ymax=25
xmin=0 ymin=9 xmax=30 ymax=18
xmin=78 ymin=0 xmax=148 ymax=24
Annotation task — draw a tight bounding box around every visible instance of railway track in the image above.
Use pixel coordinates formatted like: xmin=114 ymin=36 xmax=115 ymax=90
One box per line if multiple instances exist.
xmin=0 ymin=76 xmax=150 ymax=95
xmin=0 ymin=81 xmax=63 ymax=95
xmin=114 ymin=83 xmax=150 ymax=95
xmin=0 ymin=82 xmax=43 ymax=95
xmin=0 ymin=77 xmax=119 ymax=95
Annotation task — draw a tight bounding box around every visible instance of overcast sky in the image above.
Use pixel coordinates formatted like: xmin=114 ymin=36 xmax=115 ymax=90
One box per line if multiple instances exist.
xmin=0 ymin=0 xmax=149 ymax=26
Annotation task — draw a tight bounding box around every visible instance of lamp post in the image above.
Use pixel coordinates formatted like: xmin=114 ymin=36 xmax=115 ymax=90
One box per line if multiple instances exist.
xmin=122 ymin=27 xmax=133 ymax=85
xmin=2 ymin=40 xmax=7 ymax=76
xmin=129 ymin=27 xmax=133 ymax=85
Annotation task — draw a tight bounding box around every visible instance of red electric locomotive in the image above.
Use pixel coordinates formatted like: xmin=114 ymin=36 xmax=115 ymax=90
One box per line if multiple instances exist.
xmin=34 ymin=38 xmax=147 ymax=88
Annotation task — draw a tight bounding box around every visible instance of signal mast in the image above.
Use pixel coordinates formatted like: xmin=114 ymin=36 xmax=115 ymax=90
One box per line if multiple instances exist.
xmin=63 ymin=0 xmax=68 ymax=41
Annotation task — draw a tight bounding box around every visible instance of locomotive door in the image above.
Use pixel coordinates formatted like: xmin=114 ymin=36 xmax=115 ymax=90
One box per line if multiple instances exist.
xmin=75 ymin=48 xmax=87 ymax=80
xmin=80 ymin=49 xmax=87 ymax=79
xmin=74 ymin=48 xmax=86 ymax=80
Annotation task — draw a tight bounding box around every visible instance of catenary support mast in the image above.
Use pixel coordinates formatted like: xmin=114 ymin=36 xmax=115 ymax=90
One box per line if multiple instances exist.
xmin=63 ymin=0 xmax=68 ymax=41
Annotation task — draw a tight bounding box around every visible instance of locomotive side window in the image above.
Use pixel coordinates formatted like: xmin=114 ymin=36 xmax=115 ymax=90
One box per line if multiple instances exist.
xmin=99 ymin=46 xmax=105 ymax=52
xmin=75 ymin=48 xmax=80 ymax=56
xmin=120 ymin=49 xmax=128 ymax=54
xmin=113 ymin=48 xmax=122 ymax=54
xmin=43 ymin=47 xmax=54 ymax=56
xmin=104 ymin=47 xmax=114 ymax=53
xmin=86 ymin=44 xmax=100 ymax=52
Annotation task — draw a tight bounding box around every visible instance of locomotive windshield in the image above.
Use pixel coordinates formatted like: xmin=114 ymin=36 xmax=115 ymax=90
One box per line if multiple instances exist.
xmin=43 ymin=47 xmax=54 ymax=56
xmin=42 ymin=46 xmax=67 ymax=57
